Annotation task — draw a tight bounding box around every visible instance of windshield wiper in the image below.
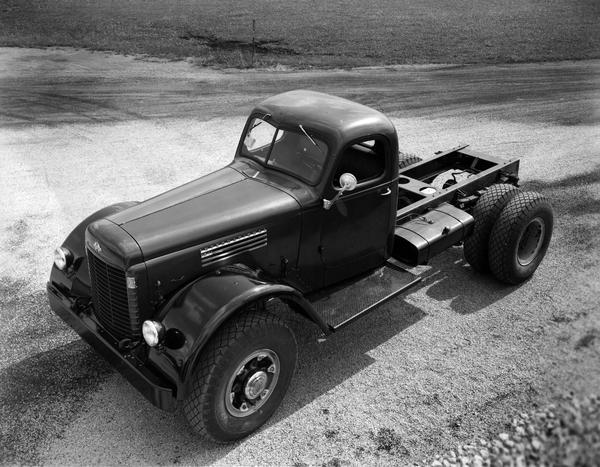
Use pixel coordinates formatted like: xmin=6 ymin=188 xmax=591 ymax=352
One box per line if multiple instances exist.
xmin=299 ymin=124 xmax=322 ymax=154
xmin=250 ymin=113 xmax=272 ymax=130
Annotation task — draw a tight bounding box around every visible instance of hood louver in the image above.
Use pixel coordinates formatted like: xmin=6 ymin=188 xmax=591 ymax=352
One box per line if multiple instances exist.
xmin=200 ymin=228 xmax=268 ymax=267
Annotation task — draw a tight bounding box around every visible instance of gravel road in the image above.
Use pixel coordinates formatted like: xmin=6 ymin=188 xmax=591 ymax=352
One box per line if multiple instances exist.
xmin=1 ymin=48 xmax=599 ymax=465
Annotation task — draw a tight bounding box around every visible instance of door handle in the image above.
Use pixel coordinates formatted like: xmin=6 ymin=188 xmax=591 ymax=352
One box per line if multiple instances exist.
xmin=380 ymin=187 xmax=391 ymax=196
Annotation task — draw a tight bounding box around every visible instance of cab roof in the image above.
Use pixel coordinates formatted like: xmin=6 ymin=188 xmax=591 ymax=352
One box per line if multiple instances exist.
xmin=252 ymin=90 xmax=397 ymax=148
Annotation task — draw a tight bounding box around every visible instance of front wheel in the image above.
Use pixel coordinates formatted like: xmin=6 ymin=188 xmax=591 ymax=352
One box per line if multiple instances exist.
xmin=183 ymin=308 xmax=297 ymax=442
xmin=488 ymin=191 xmax=553 ymax=284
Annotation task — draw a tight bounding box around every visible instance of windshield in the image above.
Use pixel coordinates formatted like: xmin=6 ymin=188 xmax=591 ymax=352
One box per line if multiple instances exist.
xmin=241 ymin=117 xmax=328 ymax=184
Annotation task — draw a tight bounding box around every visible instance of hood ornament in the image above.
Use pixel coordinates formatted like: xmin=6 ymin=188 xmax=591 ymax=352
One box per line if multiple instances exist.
xmin=92 ymin=241 xmax=102 ymax=254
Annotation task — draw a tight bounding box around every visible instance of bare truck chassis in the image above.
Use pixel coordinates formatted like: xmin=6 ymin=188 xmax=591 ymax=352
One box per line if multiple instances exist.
xmin=306 ymin=144 xmax=518 ymax=328
xmin=48 ymin=91 xmax=553 ymax=442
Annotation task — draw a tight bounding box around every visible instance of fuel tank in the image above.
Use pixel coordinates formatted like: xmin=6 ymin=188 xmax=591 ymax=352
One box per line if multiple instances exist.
xmin=392 ymin=203 xmax=474 ymax=266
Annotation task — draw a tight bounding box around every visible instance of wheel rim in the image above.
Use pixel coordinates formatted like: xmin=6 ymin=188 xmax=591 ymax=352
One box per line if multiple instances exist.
xmin=225 ymin=349 xmax=280 ymax=418
xmin=517 ymin=217 xmax=546 ymax=266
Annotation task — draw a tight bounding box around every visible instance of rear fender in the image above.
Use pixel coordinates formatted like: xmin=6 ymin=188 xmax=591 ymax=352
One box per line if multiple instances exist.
xmin=158 ymin=269 xmax=328 ymax=398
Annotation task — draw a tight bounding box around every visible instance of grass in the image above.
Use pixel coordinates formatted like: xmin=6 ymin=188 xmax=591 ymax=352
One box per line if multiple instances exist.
xmin=1 ymin=0 xmax=599 ymax=68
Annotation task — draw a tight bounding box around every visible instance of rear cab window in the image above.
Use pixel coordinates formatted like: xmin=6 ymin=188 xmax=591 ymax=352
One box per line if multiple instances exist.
xmin=333 ymin=138 xmax=388 ymax=188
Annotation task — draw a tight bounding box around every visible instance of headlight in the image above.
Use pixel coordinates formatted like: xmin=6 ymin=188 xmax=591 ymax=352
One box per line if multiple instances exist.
xmin=142 ymin=320 xmax=165 ymax=347
xmin=53 ymin=247 xmax=73 ymax=270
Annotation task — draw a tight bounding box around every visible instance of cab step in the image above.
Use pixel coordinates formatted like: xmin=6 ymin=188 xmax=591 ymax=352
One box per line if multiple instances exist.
xmin=309 ymin=261 xmax=421 ymax=331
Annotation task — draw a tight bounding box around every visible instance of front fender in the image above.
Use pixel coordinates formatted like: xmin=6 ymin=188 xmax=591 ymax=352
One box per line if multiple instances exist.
xmin=158 ymin=269 xmax=328 ymax=399
xmin=49 ymin=201 xmax=138 ymax=297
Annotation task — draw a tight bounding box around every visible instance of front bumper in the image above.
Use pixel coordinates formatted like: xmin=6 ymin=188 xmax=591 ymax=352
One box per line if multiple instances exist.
xmin=47 ymin=281 xmax=178 ymax=411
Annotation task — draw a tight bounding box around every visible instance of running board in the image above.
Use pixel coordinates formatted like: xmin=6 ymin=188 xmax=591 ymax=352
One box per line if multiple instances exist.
xmin=309 ymin=262 xmax=421 ymax=332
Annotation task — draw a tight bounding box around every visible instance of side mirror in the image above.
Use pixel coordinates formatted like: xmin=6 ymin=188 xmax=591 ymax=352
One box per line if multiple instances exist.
xmin=338 ymin=173 xmax=358 ymax=192
xmin=323 ymin=173 xmax=358 ymax=210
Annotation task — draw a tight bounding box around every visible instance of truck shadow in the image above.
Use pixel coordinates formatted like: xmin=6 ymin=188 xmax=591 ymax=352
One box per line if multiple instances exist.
xmin=274 ymin=299 xmax=428 ymax=422
xmin=421 ymin=246 xmax=515 ymax=315
xmin=3 ymin=250 xmax=513 ymax=464
xmin=269 ymin=248 xmax=515 ymax=430
xmin=0 ymin=340 xmax=113 ymax=464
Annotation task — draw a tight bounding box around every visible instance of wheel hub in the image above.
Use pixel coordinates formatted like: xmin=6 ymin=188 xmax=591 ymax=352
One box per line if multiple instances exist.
xmin=517 ymin=217 xmax=545 ymax=266
xmin=244 ymin=371 xmax=268 ymax=400
xmin=225 ymin=349 xmax=280 ymax=418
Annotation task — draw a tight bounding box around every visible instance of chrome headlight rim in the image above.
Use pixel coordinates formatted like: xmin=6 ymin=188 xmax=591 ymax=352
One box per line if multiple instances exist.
xmin=142 ymin=320 xmax=165 ymax=347
xmin=53 ymin=246 xmax=73 ymax=271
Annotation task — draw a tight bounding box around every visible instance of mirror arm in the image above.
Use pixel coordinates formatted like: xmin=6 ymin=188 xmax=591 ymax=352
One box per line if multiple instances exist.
xmin=323 ymin=188 xmax=345 ymax=210
xmin=323 ymin=173 xmax=357 ymax=210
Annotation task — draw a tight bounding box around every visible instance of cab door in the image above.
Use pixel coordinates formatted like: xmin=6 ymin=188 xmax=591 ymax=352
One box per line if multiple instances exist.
xmin=319 ymin=137 xmax=394 ymax=286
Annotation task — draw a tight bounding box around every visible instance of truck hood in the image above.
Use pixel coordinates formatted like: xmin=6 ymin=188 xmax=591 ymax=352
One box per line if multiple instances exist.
xmin=107 ymin=167 xmax=300 ymax=260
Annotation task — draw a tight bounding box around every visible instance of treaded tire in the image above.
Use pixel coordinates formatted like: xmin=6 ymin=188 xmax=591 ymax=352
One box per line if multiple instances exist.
xmin=463 ymin=184 xmax=520 ymax=272
xmin=488 ymin=191 xmax=553 ymax=284
xmin=183 ymin=308 xmax=297 ymax=442
xmin=398 ymin=153 xmax=422 ymax=169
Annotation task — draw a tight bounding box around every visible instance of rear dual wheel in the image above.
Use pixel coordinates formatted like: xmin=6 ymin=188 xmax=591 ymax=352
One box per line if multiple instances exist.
xmin=463 ymin=184 xmax=520 ymax=272
xmin=464 ymin=186 xmax=553 ymax=284
xmin=488 ymin=191 xmax=553 ymax=284
xmin=398 ymin=153 xmax=422 ymax=170
xmin=183 ymin=308 xmax=297 ymax=442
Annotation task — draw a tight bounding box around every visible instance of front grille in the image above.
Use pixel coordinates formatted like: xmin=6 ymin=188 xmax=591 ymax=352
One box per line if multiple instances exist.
xmin=87 ymin=249 xmax=140 ymax=341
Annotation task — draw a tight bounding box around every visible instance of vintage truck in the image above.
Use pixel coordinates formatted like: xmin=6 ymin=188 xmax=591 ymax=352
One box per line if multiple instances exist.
xmin=47 ymin=90 xmax=553 ymax=442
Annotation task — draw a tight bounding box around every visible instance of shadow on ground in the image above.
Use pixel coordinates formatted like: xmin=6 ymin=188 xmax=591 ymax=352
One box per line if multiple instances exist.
xmin=424 ymin=247 xmax=516 ymax=315
xmin=0 ymin=340 xmax=112 ymax=464
xmin=2 ymin=226 xmax=570 ymax=462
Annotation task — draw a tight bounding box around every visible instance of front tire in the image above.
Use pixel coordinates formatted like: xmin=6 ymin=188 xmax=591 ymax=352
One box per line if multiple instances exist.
xmin=488 ymin=191 xmax=553 ymax=284
xmin=183 ymin=308 xmax=297 ymax=442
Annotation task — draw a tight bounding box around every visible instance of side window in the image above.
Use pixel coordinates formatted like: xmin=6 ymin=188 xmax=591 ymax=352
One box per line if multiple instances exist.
xmin=242 ymin=118 xmax=279 ymax=161
xmin=333 ymin=138 xmax=387 ymax=187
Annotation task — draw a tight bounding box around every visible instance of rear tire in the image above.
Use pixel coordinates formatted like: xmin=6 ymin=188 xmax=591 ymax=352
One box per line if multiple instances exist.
xmin=183 ymin=308 xmax=297 ymax=442
xmin=398 ymin=153 xmax=422 ymax=169
xmin=463 ymin=184 xmax=520 ymax=272
xmin=488 ymin=191 xmax=553 ymax=284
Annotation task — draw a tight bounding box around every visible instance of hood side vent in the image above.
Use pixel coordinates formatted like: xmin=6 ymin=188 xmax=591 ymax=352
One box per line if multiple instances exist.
xmin=201 ymin=228 xmax=267 ymax=267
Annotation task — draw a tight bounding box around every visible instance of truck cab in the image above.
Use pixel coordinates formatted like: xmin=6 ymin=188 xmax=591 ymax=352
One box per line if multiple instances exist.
xmin=48 ymin=90 xmax=553 ymax=443
xmin=234 ymin=90 xmax=400 ymax=289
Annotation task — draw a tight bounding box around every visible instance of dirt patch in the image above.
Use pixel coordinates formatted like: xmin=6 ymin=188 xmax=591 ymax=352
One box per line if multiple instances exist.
xmin=179 ymin=33 xmax=298 ymax=56
xmin=371 ymin=427 xmax=410 ymax=456
xmin=5 ymin=219 xmax=29 ymax=250
xmin=574 ymin=329 xmax=598 ymax=350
